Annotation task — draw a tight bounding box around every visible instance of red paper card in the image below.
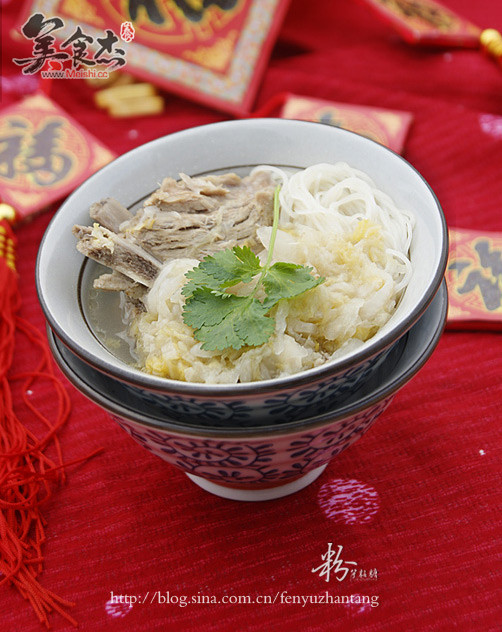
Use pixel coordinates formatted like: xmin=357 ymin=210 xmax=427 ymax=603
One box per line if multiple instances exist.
xmin=280 ymin=95 xmax=413 ymax=154
xmin=358 ymin=0 xmax=481 ymax=47
xmin=446 ymin=227 xmax=502 ymax=330
xmin=18 ymin=0 xmax=291 ymax=115
xmin=0 ymin=93 xmax=115 ymax=223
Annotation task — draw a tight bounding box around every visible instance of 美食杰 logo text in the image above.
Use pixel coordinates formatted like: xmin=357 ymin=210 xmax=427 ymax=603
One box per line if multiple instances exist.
xmin=13 ymin=13 xmax=133 ymax=80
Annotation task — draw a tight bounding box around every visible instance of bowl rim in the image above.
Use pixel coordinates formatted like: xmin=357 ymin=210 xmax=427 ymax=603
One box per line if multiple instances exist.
xmin=37 ymin=118 xmax=449 ymax=396
xmin=47 ymin=281 xmax=448 ymax=438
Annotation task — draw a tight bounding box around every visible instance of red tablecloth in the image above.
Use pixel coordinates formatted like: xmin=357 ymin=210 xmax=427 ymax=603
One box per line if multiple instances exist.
xmin=2 ymin=1 xmax=502 ymax=630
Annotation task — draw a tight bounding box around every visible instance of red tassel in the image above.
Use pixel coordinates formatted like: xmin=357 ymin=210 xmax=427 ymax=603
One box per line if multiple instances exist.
xmin=0 ymin=217 xmax=102 ymax=628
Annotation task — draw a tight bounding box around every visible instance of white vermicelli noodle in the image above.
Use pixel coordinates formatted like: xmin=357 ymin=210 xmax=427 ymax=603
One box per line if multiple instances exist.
xmin=130 ymin=163 xmax=415 ymax=384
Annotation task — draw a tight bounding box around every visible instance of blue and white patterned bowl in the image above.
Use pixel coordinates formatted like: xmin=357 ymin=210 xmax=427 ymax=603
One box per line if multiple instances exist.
xmin=37 ymin=119 xmax=448 ymax=424
xmin=47 ymin=282 xmax=447 ymax=501
xmin=109 ymin=345 xmax=395 ymax=426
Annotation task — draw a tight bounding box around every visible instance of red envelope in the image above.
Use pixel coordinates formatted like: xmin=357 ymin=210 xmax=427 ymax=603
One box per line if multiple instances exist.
xmin=446 ymin=227 xmax=502 ymax=330
xmin=0 ymin=93 xmax=115 ymax=223
xmin=358 ymin=0 xmax=481 ymax=47
xmin=279 ymin=94 xmax=413 ymax=154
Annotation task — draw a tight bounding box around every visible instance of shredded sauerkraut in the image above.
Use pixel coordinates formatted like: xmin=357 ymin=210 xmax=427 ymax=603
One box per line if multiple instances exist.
xmin=127 ymin=163 xmax=414 ymax=384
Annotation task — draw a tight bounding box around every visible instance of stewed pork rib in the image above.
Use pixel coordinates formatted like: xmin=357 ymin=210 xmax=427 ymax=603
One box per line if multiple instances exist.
xmin=73 ymin=170 xmax=275 ymax=303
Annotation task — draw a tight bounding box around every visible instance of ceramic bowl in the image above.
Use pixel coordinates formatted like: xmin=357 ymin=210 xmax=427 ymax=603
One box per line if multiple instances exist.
xmin=47 ymin=282 xmax=447 ymax=501
xmin=37 ymin=119 xmax=448 ymax=424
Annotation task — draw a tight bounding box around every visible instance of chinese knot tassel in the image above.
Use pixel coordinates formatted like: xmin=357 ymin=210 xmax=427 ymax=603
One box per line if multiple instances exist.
xmin=0 ymin=212 xmax=86 ymax=628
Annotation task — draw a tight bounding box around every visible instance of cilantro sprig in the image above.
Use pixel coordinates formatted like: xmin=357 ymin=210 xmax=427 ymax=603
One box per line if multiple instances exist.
xmin=181 ymin=187 xmax=324 ymax=351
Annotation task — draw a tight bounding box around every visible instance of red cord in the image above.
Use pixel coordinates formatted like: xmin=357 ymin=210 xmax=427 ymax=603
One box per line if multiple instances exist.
xmin=0 ymin=219 xmax=101 ymax=628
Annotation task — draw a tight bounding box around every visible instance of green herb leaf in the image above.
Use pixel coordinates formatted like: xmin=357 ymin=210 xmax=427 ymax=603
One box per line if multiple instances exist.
xmin=183 ymin=288 xmax=274 ymax=350
xmin=262 ymin=262 xmax=325 ymax=308
xmin=182 ymin=245 xmax=262 ymax=297
xmin=181 ymin=185 xmax=324 ymax=351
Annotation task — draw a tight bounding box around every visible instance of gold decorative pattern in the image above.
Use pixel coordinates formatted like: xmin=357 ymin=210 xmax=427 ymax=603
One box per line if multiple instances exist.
xmin=377 ymin=0 xmax=453 ymax=32
xmin=0 ymin=204 xmax=16 ymax=222
xmin=184 ymin=0 xmax=204 ymax=11
xmin=0 ymin=224 xmax=16 ymax=271
xmin=182 ymin=30 xmax=238 ymax=71
xmin=90 ymin=144 xmax=116 ymax=170
xmin=60 ymin=0 xmax=105 ymax=27
xmin=374 ymin=112 xmax=403 ymax=135
xmin=480 ymin=29 xmax=502 ymax=59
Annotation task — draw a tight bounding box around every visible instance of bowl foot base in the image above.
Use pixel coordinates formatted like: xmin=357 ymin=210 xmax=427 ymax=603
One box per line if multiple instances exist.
xmin=186 ymin=464 xmax=328 ymax=502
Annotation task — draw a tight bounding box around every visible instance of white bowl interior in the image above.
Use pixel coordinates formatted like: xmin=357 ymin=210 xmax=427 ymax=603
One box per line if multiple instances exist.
xmin=37 ymin=119 xmax=447 ymax=389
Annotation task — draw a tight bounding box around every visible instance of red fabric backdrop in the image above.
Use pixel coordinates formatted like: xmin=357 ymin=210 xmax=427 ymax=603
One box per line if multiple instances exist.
xmin=2 ymin=1 xmax=501 ymax=630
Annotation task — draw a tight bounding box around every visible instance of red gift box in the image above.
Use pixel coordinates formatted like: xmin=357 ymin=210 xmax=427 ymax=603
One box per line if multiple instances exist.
xmin=18 ymin=0 xmax=291 ymax=115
